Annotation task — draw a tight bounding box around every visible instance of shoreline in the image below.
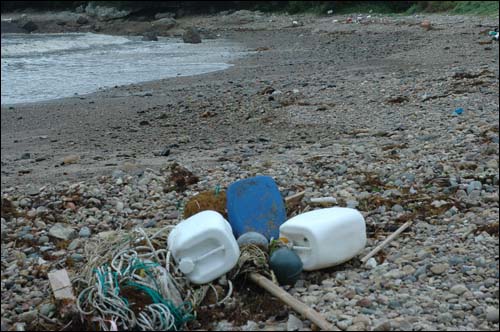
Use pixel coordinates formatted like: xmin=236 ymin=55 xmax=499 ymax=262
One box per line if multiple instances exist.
xmin=1 ymin=33 xmax=245 ymax=106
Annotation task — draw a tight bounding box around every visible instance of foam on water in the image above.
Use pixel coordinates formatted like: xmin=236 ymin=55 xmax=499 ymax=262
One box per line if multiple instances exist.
xmin=2 ymin=33 xmax=131 ymax=57
xmin=1 ymin=33 xmax=245 ymax=105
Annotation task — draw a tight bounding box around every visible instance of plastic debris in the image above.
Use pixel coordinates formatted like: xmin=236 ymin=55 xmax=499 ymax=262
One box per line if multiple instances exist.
xmin=168 ymin=210 xmax=240 ymax=284
xmin=48 ymin=269 xmax=76 ymax=301
xmin=269 ymin=247 xmax=303 ymax=285
xmin=227 ymin=176 xmax=286 ymax=240
xmin=453 ymin=108 xmax=464 ymax=116
xmin=76 ymin=227 xmax=195 ymax=331
xmin=280 ymin=207 xmax=366 ymax=271
xmin=237 ymin=232 xmax=269 ymax=252
xmin=489 ymin=30 xmax=499 ymax=41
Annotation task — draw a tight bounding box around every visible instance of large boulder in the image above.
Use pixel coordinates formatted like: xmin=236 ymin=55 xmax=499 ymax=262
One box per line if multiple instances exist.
xmin=151 ymin=17 xmax=177 ymax=30
xmin=85 ymin=2 xmax=132 ymax=21
xmin=182 ymin=27 xmax=201 ymax=44
xmin=21 ymin=20 xmax=38 ymax=33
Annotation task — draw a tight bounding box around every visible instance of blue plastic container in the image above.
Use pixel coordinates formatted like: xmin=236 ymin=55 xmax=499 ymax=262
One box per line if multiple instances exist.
xmin=226 ymin=176 xmax=286 ymax=240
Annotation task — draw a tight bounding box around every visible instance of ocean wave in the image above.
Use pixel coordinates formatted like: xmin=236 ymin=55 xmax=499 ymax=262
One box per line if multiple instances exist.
xmin=1 ymin=33 xmax=131 ymax=57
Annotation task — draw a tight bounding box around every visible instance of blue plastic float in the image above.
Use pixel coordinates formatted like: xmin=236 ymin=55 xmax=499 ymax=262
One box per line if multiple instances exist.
xmin=226 ymin=176 xmax=286 ymax=240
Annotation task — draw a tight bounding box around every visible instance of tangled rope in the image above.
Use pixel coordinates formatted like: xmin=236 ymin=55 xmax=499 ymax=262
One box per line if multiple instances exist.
xmin=229 ymin=244 xmax=275 ymax=282
xmin=74 ymin=222 xmax=276 ymax=330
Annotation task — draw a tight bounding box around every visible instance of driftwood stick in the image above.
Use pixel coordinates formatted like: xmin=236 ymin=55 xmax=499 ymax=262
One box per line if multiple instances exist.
xmin=285 ymin=191 xmax=306 ymax=204
xmin=249 ymin=272 xmax=333 ymax=331
xmin=361 ymin=220 xmax=413 ymax=264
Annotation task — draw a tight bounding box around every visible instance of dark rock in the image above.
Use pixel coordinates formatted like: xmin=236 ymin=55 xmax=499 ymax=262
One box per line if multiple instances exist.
xmin=182 ymin=27 xmax=202 ymax=44
xmin=159 ymin=148 xmax=170 ymax=156
xmin=21 ymin=20 xmax=38 ymax=33
xmin=142 ymin=32 xmax=158 ymax=41
xmin=76 ymin=15 xmax=89 ymax=25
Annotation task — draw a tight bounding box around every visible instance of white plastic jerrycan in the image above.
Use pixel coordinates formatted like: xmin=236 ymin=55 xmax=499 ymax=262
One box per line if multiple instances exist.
xmin=167 ymin=210 xmax=240 ymax=284
xmin=279 ymin=207 xmax=366 ymax=271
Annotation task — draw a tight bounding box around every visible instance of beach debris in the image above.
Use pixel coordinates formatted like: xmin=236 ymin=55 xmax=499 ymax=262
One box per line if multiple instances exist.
xmin=261 ymin=86 xmax=275 ymax=95
xmin=249 ymin=272 xmax=333 ymax=331
xmin=62 ymin=154 xmax=80 ymax=165
xmin=184 ymin=190 xmax=227 ymax=218
xmin=1 ymin=197 xmax=18 ymax=220
xmin=280 ymin=207 xmax=366 ymax=270
xmin=48 ymin=269 xmax=75 ymax=301
xmin=201 ymin=110 xmax=217 ymax=118
xmin=489 ymin=30 xmax=499 ymax=41
xmin=285 ymin=190 xmax=306 ymax=211
xmin=168 ymin=162 xmax=199 ymax=191
xmin=310 ymin=196 xmax=337 ymax=206
xmin=237 ymin=232 xmax=269 ymax=252
xmin=269 ymin=247 xmax=303 ymax=285
xmin=227 ymin=175 xmax=287 ymax=240
xmin=361 ymin=220 xmax=413 ymax=264
xmin=76 ymin=227 xmax=195 ymax=331
xmin=168 ymin=211 xmax=240 ymax=284
xmin=453 ymin=108 xmax=464 ymax=116
xmin=421 ymin=20 xmax=432 ymax=31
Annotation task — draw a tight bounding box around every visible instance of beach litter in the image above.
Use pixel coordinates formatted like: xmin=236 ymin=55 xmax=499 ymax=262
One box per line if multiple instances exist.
xmin=43 ymin=175 xmax=427 ymax=331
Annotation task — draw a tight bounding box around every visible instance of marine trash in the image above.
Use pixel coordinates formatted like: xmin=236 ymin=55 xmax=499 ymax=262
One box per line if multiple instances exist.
xmin=227 ymin=175 xmax=286 ymax=240
xmin=269 ymin=247 xmax=303 ymax=285
xmin=280 ymin=207 xmax=366 ymax=271
xmin=183 ymin=188 xmax=226 ymax=219
xmin=237 ymin=232 xmax=269 ymax=252
xmin=168 ymin=210 xmax=240 ymax=284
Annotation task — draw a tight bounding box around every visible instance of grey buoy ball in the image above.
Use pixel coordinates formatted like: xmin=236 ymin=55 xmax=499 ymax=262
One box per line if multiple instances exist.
xmin=269 ymin=247 xmax=303 ymax=285
xmin=237 ymin=232 xmax=269 ymax=252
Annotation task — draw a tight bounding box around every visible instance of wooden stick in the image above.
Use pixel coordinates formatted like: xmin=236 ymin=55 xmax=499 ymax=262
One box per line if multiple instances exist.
xmin=249 ymin=272 xmax=333 ymax=331
xmin=285 ymin=191 xmax=306 ymax=204
xmin=361 ymin=220 xmax=413 ymax=264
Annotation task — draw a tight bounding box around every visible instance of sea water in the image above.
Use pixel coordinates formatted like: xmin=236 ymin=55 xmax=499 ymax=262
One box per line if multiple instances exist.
xmin=1 ymin=32 xmax=245 ymax=105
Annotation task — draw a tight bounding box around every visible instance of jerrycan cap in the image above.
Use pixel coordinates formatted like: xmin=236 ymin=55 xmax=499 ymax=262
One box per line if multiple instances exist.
xmin=179 ymin=258 xmax=195 ymax=274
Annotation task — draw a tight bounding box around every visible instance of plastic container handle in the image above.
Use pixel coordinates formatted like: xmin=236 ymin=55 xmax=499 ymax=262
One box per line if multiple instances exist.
xmin=178 ymin=245 xmax=225 ymax=274
xmin=292 ymin=245 xmax=312 ymax=251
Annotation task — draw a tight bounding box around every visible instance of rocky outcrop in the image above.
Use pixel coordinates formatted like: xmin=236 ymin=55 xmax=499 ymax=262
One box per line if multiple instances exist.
xmin=151 ymin=17 xmax=177 ymax=30
xmin=182 ymin=27 xmax=202 ymax=44
xmin=85 ymin=2 xmax=132 ymax=21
